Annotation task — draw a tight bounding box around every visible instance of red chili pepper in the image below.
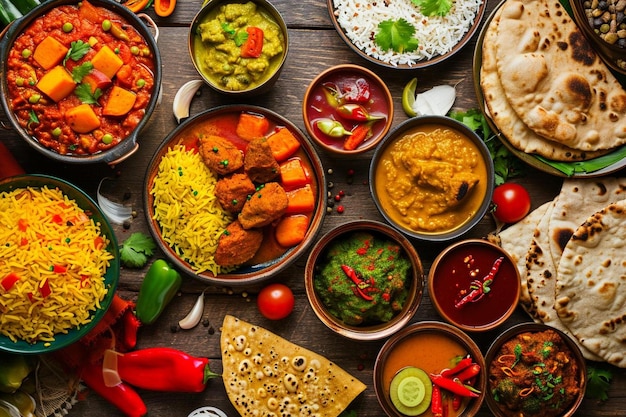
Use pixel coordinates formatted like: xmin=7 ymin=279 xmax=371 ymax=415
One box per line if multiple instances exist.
xmin=431 ymin=385 xmax=443 ymax=417
xmin=241 ymin=26 xmax=264 ymax=58
xmin=1 ymin=273 xmax=20 ymax=291
xmin=340 ymin=264 xmax=373 ymax=301
xmin=115 ymin=347 xmax=219 ymax=392
xmin=0 ymin=142 xmax=25 ymax=179
xmin=53 ymin=264 xmax=67 ymax=274
xmin=454 ymin=363 xmax=481 ymax=383
xmin=452 ymin=393 xmax=462 ymax=411
xmin=343 ymin=122 xmax=373 ymax=151
xmin=80 ymin=361 xmax=147 ymax=417
xmin=17 ymin=218 xmax=28 ymax=232
xmin=454 ymin=257 xmax=504 ymax=309
xmin=440 ymin=356 xmax=473 ymax=378
xmin=51 ymin=214 xmax=63 ymax=225
xmin=40 ymin=279 xmax=51 ymax=298
xmin=121 ymin=311 xmax=141 ymax=351
xmin=336 ymin=103 xmax=384 ymax=122
xmin=430 ymin=374 xmax=479 ymax=398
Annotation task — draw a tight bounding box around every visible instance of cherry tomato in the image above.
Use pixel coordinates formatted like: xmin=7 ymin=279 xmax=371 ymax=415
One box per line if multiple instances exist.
xmin=492 ymin=183 xmax=531 ymax=224
xmin=257 ymin=283 xmax=295 ymax=320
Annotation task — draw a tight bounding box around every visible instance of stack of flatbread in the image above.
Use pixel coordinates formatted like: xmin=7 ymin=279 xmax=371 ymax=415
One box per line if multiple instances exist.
xmin=480 ymin=0 xmax=626 ymax=161
xmin=493 ymin=178 xmax=626 ymax=367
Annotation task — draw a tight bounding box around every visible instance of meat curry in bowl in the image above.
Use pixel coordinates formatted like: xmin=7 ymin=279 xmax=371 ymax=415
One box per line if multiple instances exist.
xmin=369 ymin=115 xmax=494 ymax=242
xmin=144 ymin=105 xmax=326 ymax=286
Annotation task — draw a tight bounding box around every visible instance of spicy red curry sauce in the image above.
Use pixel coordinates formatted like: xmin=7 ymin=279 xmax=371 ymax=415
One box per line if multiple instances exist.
xmin=6 ymin=0 xmax=156 ymax=155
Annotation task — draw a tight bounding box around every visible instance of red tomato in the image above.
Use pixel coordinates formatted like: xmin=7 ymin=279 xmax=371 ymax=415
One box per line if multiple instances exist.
xmin=492 ymin=183 xmax=531 ymax=224
xmin=257 ymin=283 xmax=295 ymax=320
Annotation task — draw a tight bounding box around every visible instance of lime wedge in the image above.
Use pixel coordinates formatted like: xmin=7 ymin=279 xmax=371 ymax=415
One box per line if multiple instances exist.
xmin=402 ymin=78 xmax=418 ymax=117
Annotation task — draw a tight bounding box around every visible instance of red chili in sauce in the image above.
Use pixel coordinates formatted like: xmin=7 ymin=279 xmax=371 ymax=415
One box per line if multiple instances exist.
xmin=6 ymin=1 xmax=156 ymax=156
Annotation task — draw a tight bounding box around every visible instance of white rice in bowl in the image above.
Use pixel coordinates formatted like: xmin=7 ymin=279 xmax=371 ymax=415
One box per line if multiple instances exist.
xmin=332 ymin=0 xmax=483 ymax=66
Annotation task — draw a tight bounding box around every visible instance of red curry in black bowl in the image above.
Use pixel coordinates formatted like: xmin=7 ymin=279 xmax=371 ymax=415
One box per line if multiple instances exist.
xmin=428 ymin=239 xmax=520 ymax=332
xmin=1 ymin=0 xmax=160 ymax=164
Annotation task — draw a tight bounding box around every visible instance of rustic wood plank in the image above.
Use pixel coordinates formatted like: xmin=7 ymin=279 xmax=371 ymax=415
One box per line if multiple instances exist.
xmin=1 ymin=0 xmax=625 ymax=415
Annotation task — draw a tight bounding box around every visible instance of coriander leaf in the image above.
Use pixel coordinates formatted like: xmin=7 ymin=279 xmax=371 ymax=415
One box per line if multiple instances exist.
xmin=586 ymin=364 xmax=613 ymax=401
xmin=221 ymin=22 xmax=236 ymax=35
xmin=71 ymin=62 xmax=93 ymax=83
xmin=74 ymin=83 xmax=102 ymax=105
xmin=375 ymin=19 xmax=419 ymax=53
xmin=234 ymin=31 xmax=248 ymax=47
xmin=64 ymin=40 xmax=90 ymax=65
xmin=413 ymin=0 xmax=453 ymax=16
xmin=27 ymin=110 xmax=39 ymax=129
xmin=119 ymin=232 xmax=157 ymax=268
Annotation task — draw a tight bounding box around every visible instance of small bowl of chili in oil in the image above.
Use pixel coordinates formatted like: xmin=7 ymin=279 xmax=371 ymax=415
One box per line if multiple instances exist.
xmin=485 ymin=322 xmax=587 ymax=417
xmin=428 ymin=239 xmax=520 ymax=332
xmin=369 ymin=115 xmax=494 ymax=241
xmin=373 ymin=321 xmax=487 ymax=417
xmin=302 ymin=64 xmax=394 ymax=155
xmin=304 ymin=220 xmax=424 ymax=341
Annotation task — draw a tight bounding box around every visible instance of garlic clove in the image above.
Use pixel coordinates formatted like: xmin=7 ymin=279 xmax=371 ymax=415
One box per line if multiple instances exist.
xmin=173 ymin=79 xmax=204 ymax=124
xmin=178 ymin=291 xmax=205 ymax=330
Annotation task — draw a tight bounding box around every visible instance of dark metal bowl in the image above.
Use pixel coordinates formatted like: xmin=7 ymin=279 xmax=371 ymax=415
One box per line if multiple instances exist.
xmin=0 ymin=0 xmax=162 ymax=165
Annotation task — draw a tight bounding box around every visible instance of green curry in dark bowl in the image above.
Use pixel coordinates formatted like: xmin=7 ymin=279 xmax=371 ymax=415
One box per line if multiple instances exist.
xmin=304 ymin=220 xmax=424 ymax=341
xmin=189 ymin=0 xmax=288 ymax=97
xmin=485 ymin=323 xmax=587 ymax=417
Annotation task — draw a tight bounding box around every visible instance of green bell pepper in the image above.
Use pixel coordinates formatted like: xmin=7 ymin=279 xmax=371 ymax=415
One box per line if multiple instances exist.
xmin=0 ymin=353 xmax=34 ymax=394
xmin=135 ymin=259 xmax=182 ymax=325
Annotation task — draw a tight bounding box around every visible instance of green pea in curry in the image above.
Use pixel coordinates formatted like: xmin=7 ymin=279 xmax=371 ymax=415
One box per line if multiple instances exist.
xmin=314 ymin=232 xmax=412 ymax=326
xmin=193 ymin=1 xmax=285 ymax=91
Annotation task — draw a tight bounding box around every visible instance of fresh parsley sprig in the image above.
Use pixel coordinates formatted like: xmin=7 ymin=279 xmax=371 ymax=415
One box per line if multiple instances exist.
xmin=63 ymin=40 xmax=90 ymax=66
xmin=375 ymin=19 xmax=419 ymax=53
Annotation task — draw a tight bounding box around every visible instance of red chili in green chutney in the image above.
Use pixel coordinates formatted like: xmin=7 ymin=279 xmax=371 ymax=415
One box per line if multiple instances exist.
xmin=6 ymin=1 xmax=156 ymax=156
xmin=313 ymin=231 xmax=412 ymax=326
xmin=432 ymin=244 xmax=518 ymax=328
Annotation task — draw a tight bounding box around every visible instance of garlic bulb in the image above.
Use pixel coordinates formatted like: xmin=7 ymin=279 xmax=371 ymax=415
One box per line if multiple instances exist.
xmin=173 ymin=80 xmax=204 ymax=124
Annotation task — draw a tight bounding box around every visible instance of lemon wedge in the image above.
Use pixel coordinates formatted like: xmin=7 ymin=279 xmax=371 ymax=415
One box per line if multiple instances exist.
xmin=402 ymin=78 xmax=418 ymax=117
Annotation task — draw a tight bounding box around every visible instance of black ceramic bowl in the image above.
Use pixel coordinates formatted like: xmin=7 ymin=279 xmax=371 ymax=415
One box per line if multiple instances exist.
xmin=0 ymin=0 xmax=162 ymax=165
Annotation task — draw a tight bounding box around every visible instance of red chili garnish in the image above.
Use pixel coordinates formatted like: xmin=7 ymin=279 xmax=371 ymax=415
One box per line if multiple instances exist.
xmin=40 ymin=279 xmax=51 ymax=298
xmin=1 ymin=273 xmax=20 ymax=291
xmin=430 ymin=374 xmax=479 ymax=398
xmin=454 ymin=363 xmax=481 ymax=382
xmin=20 ymin=238 xmax=28 ymax=246
xmin=17 ymin=218 xmax=28 ymax=232
xmin=241 ymin=27 xmax=264 ymax=58
xmin=454 ymin=257 xmax=504 ymax=309
xmin=343 ymin=122 xmax=373 ymax=151
xmin=51 ymin=214 xmax=63 ymax=225
xmin=431 ymin=385 xmax=443 ymax=417
xmin=340 ymin=264 xmax=373 ymax=301
xmin=440 ymin=356 xmax=472 ymax=378
xmin=53 ymin=264 xmax=67 ymax=274
xmin=94 ymin=236 xmax=105 ymax=250
xmin=452 ymin=394 xmax=462 ymax=411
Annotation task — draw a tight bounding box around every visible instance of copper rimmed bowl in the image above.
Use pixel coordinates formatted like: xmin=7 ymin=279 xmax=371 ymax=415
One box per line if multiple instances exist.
xmin=0 ymin=0 xmax=162 ymax=165
xmin=144 ymin=104 xmax=326 ymax=287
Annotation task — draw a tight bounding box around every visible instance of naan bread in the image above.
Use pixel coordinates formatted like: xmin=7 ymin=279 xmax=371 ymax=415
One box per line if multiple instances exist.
xmin=480 ymin=9 xmax=608 ymax=161
xmin=555 ymin=201 xmax=626 ymax=367
xmin=494 ymin=0 xmax=626 ymax=151
xmin=548 ymin=177 xmax=626 ymax=263
xmin=220 ymin=315 xmax=366 ymax=416
xmin=497 ymin=202 xmax=551 ymax=311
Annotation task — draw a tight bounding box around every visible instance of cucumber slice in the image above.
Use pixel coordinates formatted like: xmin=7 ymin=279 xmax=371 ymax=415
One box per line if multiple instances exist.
xmin=389 ymin=366 xmax=432 ymax=416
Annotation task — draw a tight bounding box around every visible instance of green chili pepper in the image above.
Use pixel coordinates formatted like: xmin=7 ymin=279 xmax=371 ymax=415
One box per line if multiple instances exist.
xmin=316 ymin=118 xmax=352 ymax=138
xmin=0 ymin=353 xmax=34 ymax=394
xmin=135 ymin=259 xmax=182 ymax=325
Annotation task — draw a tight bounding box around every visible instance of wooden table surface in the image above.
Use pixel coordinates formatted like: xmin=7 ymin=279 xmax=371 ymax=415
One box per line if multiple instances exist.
xmin=1 ymin=0 xmax=625 ymax=416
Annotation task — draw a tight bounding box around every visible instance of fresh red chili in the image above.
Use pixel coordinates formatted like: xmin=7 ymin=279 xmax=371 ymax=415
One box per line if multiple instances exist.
xmin=453 ymin=363 xmax=481 ymax=383
xmin=454 ymin=256 xmax=504 ymax=309
xmin=340 ymin=264 xmax=373 ymax=301
xmin=1 ymin=273 xmax=20 ymax=291
xmin=343 ymin=121 xmax=373 ymax=151
xmin=452 ymin=393 xmax=462 ymax=411
xmin=431 ymin=384 xmax=443 ymax=417
xmin=121 ymin=311 xmax=141 ymax=351
xmin=241 ymin=26 xmax=264 ymax=58
xmin=53 ymin=264 xmax=67 ymax=274
xmin=80 ymin=361 xmax=147 ymax=417
xmin=440 ymin=356 xmax=472 ymax=378
xmin=430 ymin=374 xmax=479 ymax=398
xmin=114 ymin=347 xmax=219 ymax=392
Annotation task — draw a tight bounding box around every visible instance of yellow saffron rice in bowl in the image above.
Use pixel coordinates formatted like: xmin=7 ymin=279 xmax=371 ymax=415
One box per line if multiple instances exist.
xmin=151 ymin=144 xmax=233 ymax=275
xmin=0 ymin=186 xmax=113 ymax=344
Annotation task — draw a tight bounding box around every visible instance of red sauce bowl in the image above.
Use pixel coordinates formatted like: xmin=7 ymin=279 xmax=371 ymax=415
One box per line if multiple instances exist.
xmin=428 ymin=239 xmax=520 ymax=332
xmin=302 ymin=64 xmax=393 ymax=155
